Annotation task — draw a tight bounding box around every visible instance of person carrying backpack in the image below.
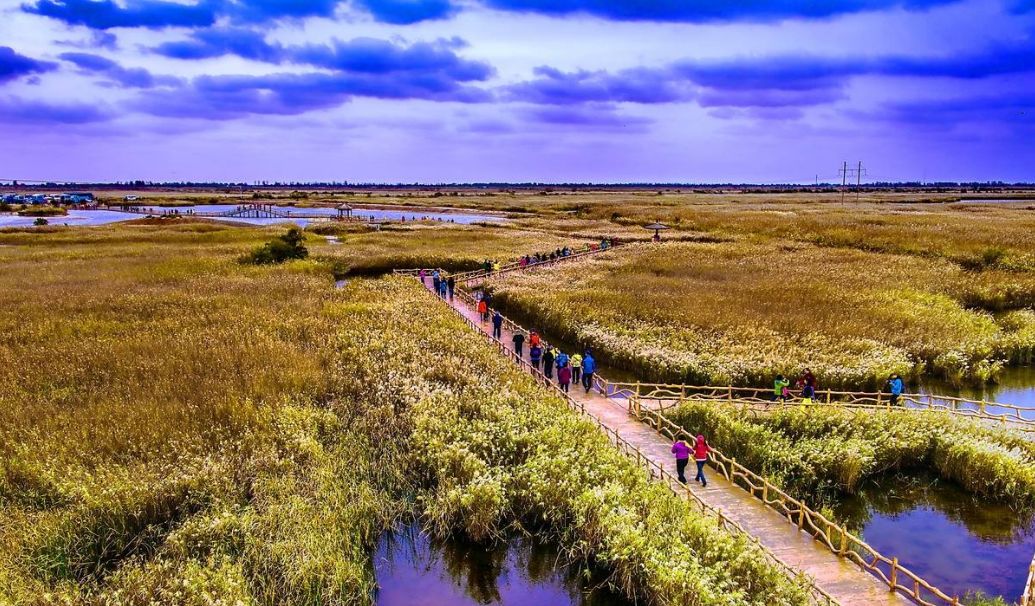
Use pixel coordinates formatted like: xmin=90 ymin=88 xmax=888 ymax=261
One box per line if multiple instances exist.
xmin=529 ymin=344 xmax=543 ymax=370
xmin=543 ymin=348 xmax=555 ymax=379
xmin=556 ymin=350 xmax=569 ymax=370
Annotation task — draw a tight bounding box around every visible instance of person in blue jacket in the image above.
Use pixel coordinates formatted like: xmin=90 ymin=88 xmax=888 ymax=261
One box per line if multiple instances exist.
xmin=888 ymin=374 xmax=905 ymax=406
xmin=581 ymin=350 xmax=596 ymax=392
xmin=491 ymin=310 xmax=503 ymax=339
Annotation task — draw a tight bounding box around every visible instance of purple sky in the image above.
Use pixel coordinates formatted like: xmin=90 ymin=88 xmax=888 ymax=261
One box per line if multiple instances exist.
xmin=0 ymin=0 xmax=1033 ymax=182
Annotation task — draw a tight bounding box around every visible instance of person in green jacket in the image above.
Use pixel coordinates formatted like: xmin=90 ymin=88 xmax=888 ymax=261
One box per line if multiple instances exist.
xmin=773 ymin=375 xmax=790 ymax=402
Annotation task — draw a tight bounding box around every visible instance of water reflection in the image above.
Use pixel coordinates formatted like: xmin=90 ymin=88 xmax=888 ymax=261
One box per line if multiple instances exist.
xmin=373 ymin=524 xmax=630 ymax=606
xmin=920 ymin=366 xmax=1035 ymax=411
xmin=834 ymin=473 xmax=1035 ymax=602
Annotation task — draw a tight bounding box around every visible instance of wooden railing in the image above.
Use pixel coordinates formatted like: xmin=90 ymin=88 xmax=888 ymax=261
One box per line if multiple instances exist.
xmin=422 ymin=281 xmax=839 ymax=606
xmin=1023 ymin=553 xmax=1035 ymax=606
xmin=624 ymin=395 xmax=963 ymax=606
xmin=451 ymin=241 xmax=622 ymax=284
xmin=598 ymin=381 xmax=1035 ymax=433
xmin=412 ymin=279 xmax=962 ymax=606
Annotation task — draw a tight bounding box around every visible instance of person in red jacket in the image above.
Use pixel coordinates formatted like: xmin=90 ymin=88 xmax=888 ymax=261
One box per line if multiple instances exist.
xmin=477 ymin=299 xmax=488 ymax=322
xmin=694 ymin=434 xmax=711 ymax=487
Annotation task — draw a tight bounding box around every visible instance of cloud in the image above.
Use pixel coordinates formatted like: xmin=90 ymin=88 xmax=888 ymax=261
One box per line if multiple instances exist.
xmin=0 ymin=96 xmax=111 ymax=124
xmin=352 ymin=0 xmax=456 ymax=24
xmin=23 ymin=0 xmax=455 ymax=28
xmin=506 ymin=65 xmax=692 ymax=104
xmin=132 ymin=69 xmax=492 ymax=120
xmin=0 ymin=47 xmax=58 ymax=83
xmin=153 ymin=31 xmax=494 ymax=80
xmin=478 ymin=0 xmax=959 ymax=23
xmin=153 ymin=27 xmax=284 ymax=61
xmin=22 ymin=0 xmax=218 ymax=29
xmin=291 ymin=37 xmax=493 ymax=80
xmin=60 ymin=52 xmax=180 ymax=88
xmin=872 ymin=91 xmax=1035 ymax=128
xmin=524 ymin=104 xmax=652 ymax=129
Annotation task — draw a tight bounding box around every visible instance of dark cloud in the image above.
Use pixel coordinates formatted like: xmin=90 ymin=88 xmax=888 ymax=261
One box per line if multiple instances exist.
xmin=153 ymin=27 xmax=284 ymax=61
xmin=510 ymin=34 xmax=1035 ymax=115
xmin=352 ymin=0 xmax=455 ymax=24
xmin=23 ymin=0 xmax=453 ymax=28
xmin=60 ymin=52 xmax=181 ymax=88
xmin=153 ymin=31 xmax=493 ymax=81
xmin=0 ymin=96 xmax=111 ymax=124
xmin=872 ymin=91 xmax=1035 ymax=127
xmin=478 ymin=0 xmax=958 ymax=22
xmin=22 ymin=0 xmax=218 ymax=29
xmin=132 ymin=69 xmax=492 ymax=120
xmin=292 ymin=38 xmax=493 ymax=80
xmin=0 ymin=47 xmax=58 ymax=83
xmin=505 ymin=66 xmax=692 ymax=104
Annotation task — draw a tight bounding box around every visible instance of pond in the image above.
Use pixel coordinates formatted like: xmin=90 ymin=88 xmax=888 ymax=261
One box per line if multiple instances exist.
xmin=834 ymin=472 xmax=1035 ymax=603
xmin=920 ymin=366 xmax=1035 ymax=412
xmin=0 ymin=204 xmax=504 ymax=229
xmin=373 ymin=524 xmax=630 ymax=606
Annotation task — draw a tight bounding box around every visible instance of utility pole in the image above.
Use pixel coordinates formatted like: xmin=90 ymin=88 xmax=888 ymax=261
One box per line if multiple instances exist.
xmin=840 ymin=161 xmax=848 ymax=204
xmin=856 ymin=161 xmax=865 ymax=202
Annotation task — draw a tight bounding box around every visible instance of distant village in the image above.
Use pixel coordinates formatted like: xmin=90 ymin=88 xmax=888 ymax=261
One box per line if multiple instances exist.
xmin=0 ymin=192 xmax=99 ymax=206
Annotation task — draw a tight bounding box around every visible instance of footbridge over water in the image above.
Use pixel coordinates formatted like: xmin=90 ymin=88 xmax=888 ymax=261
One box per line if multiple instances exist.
xmin=397 ymin=243 xmax=1035 ymax=606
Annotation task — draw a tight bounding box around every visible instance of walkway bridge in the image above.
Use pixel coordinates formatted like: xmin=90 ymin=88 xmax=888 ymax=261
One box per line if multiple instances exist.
xmin=398 ymin=242 xmax=1035 ymax=606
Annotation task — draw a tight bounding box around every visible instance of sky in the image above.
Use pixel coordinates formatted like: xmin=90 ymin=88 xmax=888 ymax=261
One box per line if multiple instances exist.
xmin=0 ymin=0 xmax=1033 ymax=183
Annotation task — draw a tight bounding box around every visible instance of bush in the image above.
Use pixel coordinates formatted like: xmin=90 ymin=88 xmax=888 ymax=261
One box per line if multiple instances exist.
xmin=242 ymin=227 xmax=308 ymax=265
xmin=33 ymin=217 xmax=48 ymax=226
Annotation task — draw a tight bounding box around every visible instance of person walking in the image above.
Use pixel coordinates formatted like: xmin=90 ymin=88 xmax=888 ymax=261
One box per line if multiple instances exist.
xmin=581 ymin=350 xmax=596 ymax=393
xmin=671 ymin=438 xmax=691 ymax=484
xmin=529 ymin=343 xmax=543 ymax=370
xmin=543 ymin=347 xmax=555 ymax=379
xmin=432 ymin=271 xmax=440 ymax=294
xmin=512 ymin=330 xmax=526 ymax=356
xmin=570 ymin=352 xmax=583 ymax=385
xmin=419 ymin=268 xmax=427 ymax=285
xmin=491 ymin=310 xmax=503 ymax=340
xmin=800 ymin=383 xmax=815 ymax=405
xmin=438 ymin=279 xmax=448 ymax=299
xmin=555 ymin=350 xmax=569 ymax=371
xmin=694 ymin=435 xmax=711 ymax=487
xmin=529 ymin=330 xmax=541 ymax=349
xmin=477 ymin=298 xmax=488 ymax=322
xmin=773 ymin=374 xmax=789 ymax=402
xmin=558 ymin=364 xmax=572 ymax=393
xmin=447 ymin=276 xmax=455 ymax=300
xmin=887 ymin=373 xmax=905 ymax=406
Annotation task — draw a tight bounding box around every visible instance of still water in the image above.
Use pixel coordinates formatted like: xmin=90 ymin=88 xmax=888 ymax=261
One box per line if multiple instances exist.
xmin=373 ymin=525 xmax=630 ymax=606
xmin=835 ymin=473 xmax=1035 ymax=603
xmin=0 ymin=204 xmax=502 ymax=228
xmin=919 ymin=366 xmax=1035 ymax=410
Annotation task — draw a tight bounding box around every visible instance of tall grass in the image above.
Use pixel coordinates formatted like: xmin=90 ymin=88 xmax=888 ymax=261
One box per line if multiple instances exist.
xmin=488 ymin=241 xmax=1035 ymax=386
xmin=0 ymin=223 xmax=811 ymax=605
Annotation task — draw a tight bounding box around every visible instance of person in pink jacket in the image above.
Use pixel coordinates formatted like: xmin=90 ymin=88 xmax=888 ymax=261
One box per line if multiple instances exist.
xmin=694 ymin=434 xmax=712 ymax=487
xmin=671 ymin=439 xmax=691 ymax=483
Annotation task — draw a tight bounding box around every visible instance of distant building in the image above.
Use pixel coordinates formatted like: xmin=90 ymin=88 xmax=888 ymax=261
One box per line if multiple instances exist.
xmin=124 ymin=195 xmax=139 ymax=202
xmin=26 ymin=194 xmax=47 ymax=204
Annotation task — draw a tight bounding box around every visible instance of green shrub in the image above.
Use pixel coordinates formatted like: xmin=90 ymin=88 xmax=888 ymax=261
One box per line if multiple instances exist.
xmin=242 ymin=227 xmax=308 ymax=265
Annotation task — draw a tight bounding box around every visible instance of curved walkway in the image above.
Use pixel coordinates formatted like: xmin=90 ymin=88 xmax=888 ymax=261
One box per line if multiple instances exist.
xmin=420 ymin=280 xmax=912 ymax=606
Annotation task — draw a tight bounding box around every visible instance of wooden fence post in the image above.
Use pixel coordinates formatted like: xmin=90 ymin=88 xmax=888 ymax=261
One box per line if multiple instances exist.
xmin=889 ymin=557 xmax=899 ymax=591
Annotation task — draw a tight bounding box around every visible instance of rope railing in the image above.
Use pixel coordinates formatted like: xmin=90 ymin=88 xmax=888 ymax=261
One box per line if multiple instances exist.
xmin=594 ymin=381 xmax=1035 ymax=432
xmin=416 ymin=279 xmax=839 ymax=606
xmin=1023 ymin=553 xmax=1035 ymax=606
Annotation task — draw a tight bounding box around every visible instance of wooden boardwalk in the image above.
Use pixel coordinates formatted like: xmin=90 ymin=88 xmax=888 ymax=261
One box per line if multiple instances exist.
xmin=423 ymin=281 xmax=911 ymax=606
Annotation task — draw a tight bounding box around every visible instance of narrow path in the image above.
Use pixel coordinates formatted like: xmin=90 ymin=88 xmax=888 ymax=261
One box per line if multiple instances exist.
xmin=422 ymin=281 xmax=910 ymax=606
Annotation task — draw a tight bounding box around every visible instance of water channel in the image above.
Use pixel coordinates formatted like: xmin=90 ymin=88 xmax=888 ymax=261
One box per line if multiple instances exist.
xmin=0 ymin=204 xmax=503 ymax=228
xmin=373 ymin=524 xmax=630 ymax=606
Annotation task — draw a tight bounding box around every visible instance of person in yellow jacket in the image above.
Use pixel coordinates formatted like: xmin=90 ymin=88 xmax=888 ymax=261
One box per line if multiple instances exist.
xmin=570 ymin=352 xmax=583 ymax=385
